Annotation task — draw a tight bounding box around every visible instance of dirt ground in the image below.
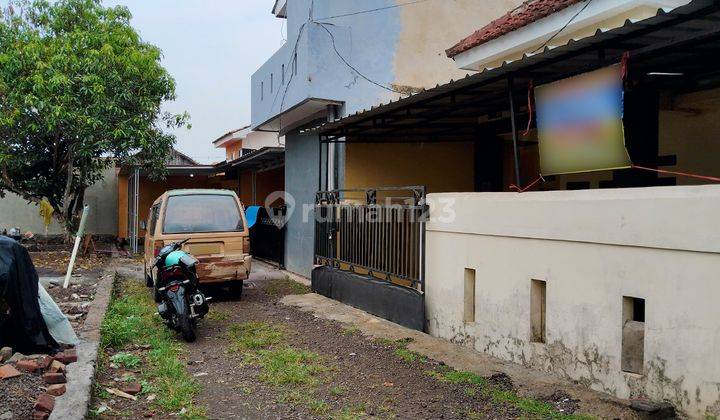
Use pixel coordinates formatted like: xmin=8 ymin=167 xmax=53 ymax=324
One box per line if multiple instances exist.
xmin=0 ymin=250 xmax=101 ymax=420
xmin=181 ymin=276 xmax=604 ymax=419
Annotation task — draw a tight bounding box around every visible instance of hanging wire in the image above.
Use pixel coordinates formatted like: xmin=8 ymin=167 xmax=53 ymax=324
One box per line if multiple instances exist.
xmin=314 ymin=21 xmax=404 ymax=94
xmin=315 ymin=0 xmax=435 ymax=21
xmin=530 ymin=0 xmax=595 ymax=54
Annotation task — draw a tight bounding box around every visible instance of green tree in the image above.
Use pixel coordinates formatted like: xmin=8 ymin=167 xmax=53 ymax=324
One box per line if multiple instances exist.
xmin=0 ymin=0 xmax=188 ymax=236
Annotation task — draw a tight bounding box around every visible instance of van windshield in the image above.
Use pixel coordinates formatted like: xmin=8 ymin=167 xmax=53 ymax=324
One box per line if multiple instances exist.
xmin=163 ymin=194 xmax=243 ymax=234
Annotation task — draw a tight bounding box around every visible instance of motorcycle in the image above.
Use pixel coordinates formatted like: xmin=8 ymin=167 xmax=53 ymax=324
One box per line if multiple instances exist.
xmin=150 ymin=239 xmax=210 ymax=342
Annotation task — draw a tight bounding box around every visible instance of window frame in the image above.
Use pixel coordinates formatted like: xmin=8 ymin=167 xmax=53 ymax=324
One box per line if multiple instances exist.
xmin=161 ymin=194 xmax=245 ymax=235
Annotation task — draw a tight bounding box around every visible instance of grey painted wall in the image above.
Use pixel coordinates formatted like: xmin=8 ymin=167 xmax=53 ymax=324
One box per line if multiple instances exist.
xmin=283 ymin=131 xmax=320 ymax=278
xmin=0 ymin=165 xmax=118 ymax=236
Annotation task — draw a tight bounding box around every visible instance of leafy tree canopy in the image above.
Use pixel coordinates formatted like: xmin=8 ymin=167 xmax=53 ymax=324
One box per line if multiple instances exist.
xmin=0 ymin=0 xmax=188 ymax=233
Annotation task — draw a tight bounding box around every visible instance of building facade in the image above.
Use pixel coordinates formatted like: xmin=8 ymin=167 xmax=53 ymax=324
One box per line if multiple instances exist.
xmin=252 ymin=0 xmax=525 ymax=277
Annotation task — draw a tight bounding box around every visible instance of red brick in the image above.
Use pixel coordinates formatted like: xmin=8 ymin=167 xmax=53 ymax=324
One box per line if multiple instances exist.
xmin=55 ymin=349 xmax=77 ymax=364
xmin=33 ymin=393 xmax=55 ymax=413
xmin=43 ymin=372 xmax=66 ymax=384
xmin=46 ymin=383 xmax=66 ymax=396
xmin=32 ymin=410 xmax=49 ymax=420
xmin=49 ymin=360 xmax=66 ymax=374
xmin=121 ymin=382 xmax=142 ymax=395
xmin=16 ymin=359 xmax=39 ymax=373
xmin=38 ymin=355 xmax=53 ymax=370
xmin=0 ymin=364 xmax=22 ymax=379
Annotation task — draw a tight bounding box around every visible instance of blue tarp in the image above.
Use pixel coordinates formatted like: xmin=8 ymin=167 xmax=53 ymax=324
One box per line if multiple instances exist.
xmin=245 ymin=205 xmax=261 ymax=229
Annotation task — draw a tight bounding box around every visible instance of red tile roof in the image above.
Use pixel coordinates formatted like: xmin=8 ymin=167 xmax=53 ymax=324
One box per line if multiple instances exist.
xmin=446 ymin=0 xmax=583 ymax=58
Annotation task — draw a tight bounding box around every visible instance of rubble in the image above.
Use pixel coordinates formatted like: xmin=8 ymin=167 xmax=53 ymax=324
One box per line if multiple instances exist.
xmin=0 ymin=364 xmax=22 ymax=379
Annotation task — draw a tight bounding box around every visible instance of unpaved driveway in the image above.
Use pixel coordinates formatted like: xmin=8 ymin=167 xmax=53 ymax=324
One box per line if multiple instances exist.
xmin=181 ymin=265 xmax=639 ymax=420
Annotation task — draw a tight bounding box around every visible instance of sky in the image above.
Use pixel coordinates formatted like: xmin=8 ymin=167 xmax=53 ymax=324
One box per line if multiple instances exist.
xmin=100 ymin=0 xmax=285 ymax=164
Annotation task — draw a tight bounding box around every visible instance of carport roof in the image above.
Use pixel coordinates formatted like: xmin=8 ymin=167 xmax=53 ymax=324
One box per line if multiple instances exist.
xmin=312 ymin=0 xmax=720 ymax=142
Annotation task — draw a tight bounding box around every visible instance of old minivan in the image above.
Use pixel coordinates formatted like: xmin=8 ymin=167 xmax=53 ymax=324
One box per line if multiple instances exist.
xmin=143 ymin=189 xmax=251 ymax=295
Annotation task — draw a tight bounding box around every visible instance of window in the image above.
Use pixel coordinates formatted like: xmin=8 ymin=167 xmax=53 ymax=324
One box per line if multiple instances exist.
xmin=270 ymin=73 xmax=274 ymax=93
xmin=147 ymin=205 xmax=160 ymax=235
xmin=163 ymin=194 xmax=243 ymax=234
xmin=464 ymin=268 xmax=476 ymax=323
xmin=530 ymin=280 xmax=546 ymax=343
xmin=621 ymin=296 xmax=645 ymax=374
xmin=282 ymin=64 xmax=285 ymax=84
xmin=292 ymin=52 xmax=298 ymax=75
xmin=260 ymin=81 xmax=264 ymax=101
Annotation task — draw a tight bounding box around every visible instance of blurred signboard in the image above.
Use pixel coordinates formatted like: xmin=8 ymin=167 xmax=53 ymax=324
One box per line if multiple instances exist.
xmin=536 ymin=65 xmax=631 ymax=175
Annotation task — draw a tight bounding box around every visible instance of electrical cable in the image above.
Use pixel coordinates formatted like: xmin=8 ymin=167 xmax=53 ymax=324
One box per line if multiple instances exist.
xmin=315 ymin=21 xmax=404 ymax=94
xmin=530 ymin=0 xmax=594 ymax=54
xmin=315 ymin=0 xmax=435 ymax=21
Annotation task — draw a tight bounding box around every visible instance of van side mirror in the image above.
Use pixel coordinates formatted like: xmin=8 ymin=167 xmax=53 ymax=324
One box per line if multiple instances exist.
xmin=140 ymin=220 xmax=147 ymax=231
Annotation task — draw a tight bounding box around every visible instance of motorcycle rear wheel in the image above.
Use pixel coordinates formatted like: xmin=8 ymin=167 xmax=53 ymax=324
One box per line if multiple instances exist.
xmin=178 ymin=312 xmax=197 ymax=342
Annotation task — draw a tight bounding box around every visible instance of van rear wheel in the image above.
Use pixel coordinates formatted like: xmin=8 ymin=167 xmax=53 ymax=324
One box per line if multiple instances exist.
xmin=229 ymin=281 xmax=243 ymax=300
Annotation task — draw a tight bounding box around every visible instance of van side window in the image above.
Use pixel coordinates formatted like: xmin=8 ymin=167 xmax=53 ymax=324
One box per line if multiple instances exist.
xmin=148 ymin=204 xmax=160 ymax=235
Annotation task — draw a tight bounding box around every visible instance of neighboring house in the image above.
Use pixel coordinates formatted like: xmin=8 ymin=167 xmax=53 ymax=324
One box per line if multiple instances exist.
xmin=118 ymin=148 xmax=235 ymax=252
xmin=310 ymin=0 xmax=720 ymax=417
xmin=252 ymin=0 xmax=526 ymax=277
xmin=212 ymin=126 xmax=285 ymax=208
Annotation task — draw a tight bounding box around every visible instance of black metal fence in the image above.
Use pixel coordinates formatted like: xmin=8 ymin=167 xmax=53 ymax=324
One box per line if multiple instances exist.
xmin=314 ymin=186 xmax=427 ymax=291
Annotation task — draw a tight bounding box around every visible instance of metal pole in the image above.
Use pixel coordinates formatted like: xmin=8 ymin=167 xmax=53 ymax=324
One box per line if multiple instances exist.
xmin=318 ymin=137 xmax=322 ymax=191
xmin=508 ymin=78 xmax=521 ymax=187
xmin=64 ymin=205 xmax=90 ymax=288
xmin=132 ymin=167 xmax=139 ymax=254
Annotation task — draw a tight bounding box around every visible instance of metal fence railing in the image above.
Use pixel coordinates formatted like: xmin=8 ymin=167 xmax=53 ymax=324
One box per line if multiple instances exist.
xmin=314 ymin=186 xmax=427 ymax=291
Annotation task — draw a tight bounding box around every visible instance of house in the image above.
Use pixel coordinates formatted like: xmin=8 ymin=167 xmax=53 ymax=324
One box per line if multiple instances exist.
xmin=212 ymin=126 xmax=285 ymax=207
xmin=309 ymin=0 xmax=720 ymax=416
xmin=252 ymin=0 xmax=527 ymax=278
xmin=118 ymin=148 xmax=234 ymax=253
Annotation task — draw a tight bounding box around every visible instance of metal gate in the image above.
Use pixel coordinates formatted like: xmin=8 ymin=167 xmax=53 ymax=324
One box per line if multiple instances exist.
xmin=249 ymin=206 xmax=286 ymax=267
xmin=314 ymin=186 xmax=427 ymax=291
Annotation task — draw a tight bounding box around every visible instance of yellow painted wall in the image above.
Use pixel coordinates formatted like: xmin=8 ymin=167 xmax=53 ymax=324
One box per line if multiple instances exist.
xmin=344 ymin=142 xmax=475 ymax=194
xmin=238 ymin=167 xmax=285 ymax=207
xmin=225 ymin=141 xmax=243 ymax=161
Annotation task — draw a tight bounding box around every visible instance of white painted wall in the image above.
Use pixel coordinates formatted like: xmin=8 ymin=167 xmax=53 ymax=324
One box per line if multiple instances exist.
xmin=425 ymin=186 xmax=720 ymax=418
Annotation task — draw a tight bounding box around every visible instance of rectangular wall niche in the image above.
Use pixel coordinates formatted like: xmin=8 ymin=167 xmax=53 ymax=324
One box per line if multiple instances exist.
xmin=621 ymin=296 xmax=645 ymax=374
xmin=464 ymin=268 xmax=476 ymax=323
xmin=530 ymin=279 xmax=546 ymax=343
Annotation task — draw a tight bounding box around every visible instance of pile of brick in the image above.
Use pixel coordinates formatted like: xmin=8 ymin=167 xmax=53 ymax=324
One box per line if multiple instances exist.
xmin=0 ymin=346 xmax=78 ymax=420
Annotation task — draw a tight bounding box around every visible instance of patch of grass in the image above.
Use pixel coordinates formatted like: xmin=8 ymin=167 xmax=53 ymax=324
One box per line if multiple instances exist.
xmin=307 ymin=398 xmax=330 ymax=415
xmin=251 ymin=347 xmax=326 ymax=387
xmin=340 ymin=325 xmax=359 ymax=336
xmin=393 ymin=347 xmax=425 ymax=363
xmin=98 ymin=277 xmax=205 ymax=419
xmin=110 ymin=352 xmax=141 ymax=369
xmin=425 ymin=367 xmax=590 ymax=420
xmin=206 ymin=309 xmax=230 ymax=322
xmin=330 ymin=405 xmax=367 ymax=420
xmin=329 ymin=386 xmax=347 ymax=396
xmin=265 ymin=277 xmax=311 ymax=295
xmin=227 ymin=322 xmax=285 ymax=353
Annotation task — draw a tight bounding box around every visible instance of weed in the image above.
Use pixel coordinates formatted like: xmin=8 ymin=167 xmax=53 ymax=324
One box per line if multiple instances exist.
xmin=98 ymin=277 xmax=205 ymax=418
xmin=425 ymin=367 xmax=590 ymax=420
xmin=110 ymin=352 xmax=141 ymax=369
xmin=393 ymin=347 xmax=424 ymax=363
xmin=207 ymin=310 xmax=230 ymax=322
xmin=252 ymin=347 xmax=326 ymax=387
xmin=307 ymin=398 xmax=330 ymax=415
xmin=340 ymin=326 xmax=359 ymax=336
xmin=265 ymin=277 xmax=310 ymax=295
xmin=331 ymin=405 xmax=367 ymax=420
xmin=329 ymin=386 xmax=347 ymax=396
xmin=227 ymin=322 xmax=285 ymax=353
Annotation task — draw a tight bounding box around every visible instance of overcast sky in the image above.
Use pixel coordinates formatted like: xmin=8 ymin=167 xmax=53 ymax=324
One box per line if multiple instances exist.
xmin=101 ymin=0 xmax=284 ymax=163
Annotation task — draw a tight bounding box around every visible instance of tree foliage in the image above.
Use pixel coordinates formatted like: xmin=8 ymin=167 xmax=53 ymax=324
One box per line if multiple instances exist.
xmin=0 ymin=0 xmax=188 ymax=234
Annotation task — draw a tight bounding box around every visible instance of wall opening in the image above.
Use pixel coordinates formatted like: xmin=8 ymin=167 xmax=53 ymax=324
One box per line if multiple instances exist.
xmin=530 ymin=279 xmax=546 ymax=343
xmin=622 ymin=296 xmax=645 ymax=374
xmin=463 ymin=268 xmax=476 ymax=323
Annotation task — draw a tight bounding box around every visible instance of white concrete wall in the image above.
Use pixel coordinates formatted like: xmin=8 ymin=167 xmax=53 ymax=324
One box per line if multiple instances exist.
xmin=0 ymin=165 xmax=118 ymax=236
xmin=425 ymin=186 xmax=720 ymax=418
